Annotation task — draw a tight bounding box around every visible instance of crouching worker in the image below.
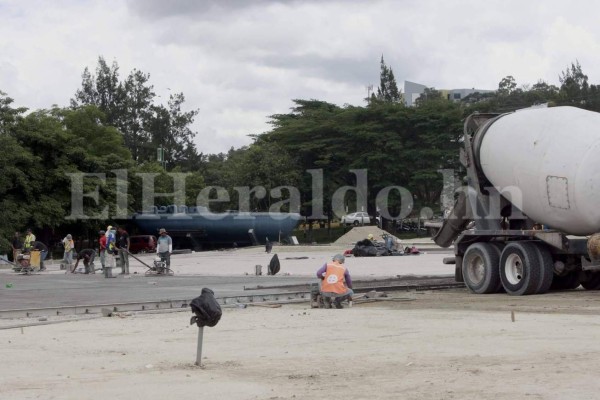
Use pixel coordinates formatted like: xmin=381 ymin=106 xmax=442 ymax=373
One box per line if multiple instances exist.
xmin=316 ymin=254 xmax=354 ymax=309
xmin=71 ymin=249 xmax=96 ymax=274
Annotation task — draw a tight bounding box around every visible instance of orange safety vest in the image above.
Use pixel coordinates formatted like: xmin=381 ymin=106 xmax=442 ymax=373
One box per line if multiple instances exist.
xmin=321 ymin=262 xmax=347 ymax=294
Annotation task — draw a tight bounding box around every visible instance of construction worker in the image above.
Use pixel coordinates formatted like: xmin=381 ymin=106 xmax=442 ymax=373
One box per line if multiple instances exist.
xmin=32 ymin=241 xmax=48 ymax=271
xmin=157 ymin=228 xmax=173 ymax=270
xmin=98 ymin=230 xmax=107 ymax=270
xmin=72 ymin=248 xmax=96 ymax=274
xmin=265 ymin=237 xmax=273 ymax=254
xmin=23 ymin=228 xmax=36 ymax=251
xmin=316 ymin=254 xmax=354 ymax=309
xmin=116 ymin=226 xmax=130 ymax=275
xmin=11 ymin=232 xmax=22 ymax=263
xmin=105 ymin=226 xmax=117 ymax=270
xmin=367 ymin=233 xmax=375 ymax=244
xmin=382 ymin=233 xmax=395 ymax=252
xmin=62 ymin=234 xmax=74 ymax=271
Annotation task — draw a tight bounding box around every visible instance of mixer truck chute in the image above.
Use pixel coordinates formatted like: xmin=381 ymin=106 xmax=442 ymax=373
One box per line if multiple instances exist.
xmin=436 ymin=106 xmax=600 ymax=295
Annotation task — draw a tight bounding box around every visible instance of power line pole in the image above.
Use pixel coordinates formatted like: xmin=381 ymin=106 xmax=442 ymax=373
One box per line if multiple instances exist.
xmin=366 ymin=84 xmax=374 ymax=103
xmin=157 ymin=146 xmax=166 ymax=170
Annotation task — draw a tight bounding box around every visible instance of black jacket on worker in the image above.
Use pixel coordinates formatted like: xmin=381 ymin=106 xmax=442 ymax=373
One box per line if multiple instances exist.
xmin=32 ymin=241 xmax=48 ymax=252
xmin=77 ymin=248 xmax=96 ymax=261
xmin=116 ymin=230 xmax=130 ymax=249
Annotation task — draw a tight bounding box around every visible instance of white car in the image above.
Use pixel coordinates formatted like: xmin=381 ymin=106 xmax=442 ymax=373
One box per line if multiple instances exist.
xmin=341 ymin=212 xmax=372 ymax=226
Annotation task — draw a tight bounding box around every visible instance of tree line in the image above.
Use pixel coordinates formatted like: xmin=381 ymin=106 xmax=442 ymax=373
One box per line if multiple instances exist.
xmin=0 ymin=56 xmax=596 ymax=252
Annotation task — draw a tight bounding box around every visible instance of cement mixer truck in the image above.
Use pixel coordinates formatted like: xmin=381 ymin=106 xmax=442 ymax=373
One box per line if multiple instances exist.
xmin=435 ymin=106 xmax=600 ymax=295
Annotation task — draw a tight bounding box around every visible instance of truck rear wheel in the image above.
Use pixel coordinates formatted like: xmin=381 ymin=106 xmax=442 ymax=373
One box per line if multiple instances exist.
xmin=580 ymin=271 xmax=600 ymax=290
xmin=532 ymin=243 xmax=554 ymax=295
xmin=499 ymin=242 xmax=540 ymax=296
xmin=462 ymin=243 xmax=502 ymax=294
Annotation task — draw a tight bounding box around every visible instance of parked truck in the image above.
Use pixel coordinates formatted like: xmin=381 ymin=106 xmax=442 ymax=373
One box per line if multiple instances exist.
xmin=435 ymin=106 xmax=600 ymax=295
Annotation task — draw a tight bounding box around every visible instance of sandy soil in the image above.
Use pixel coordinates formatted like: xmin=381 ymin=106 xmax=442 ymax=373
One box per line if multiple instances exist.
xmin=3 ymin=289 xmax=600 ymax=400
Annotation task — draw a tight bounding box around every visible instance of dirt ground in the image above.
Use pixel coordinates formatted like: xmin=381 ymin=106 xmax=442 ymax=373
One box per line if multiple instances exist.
xmin=3 ymin=288 xmax=600 ymax=400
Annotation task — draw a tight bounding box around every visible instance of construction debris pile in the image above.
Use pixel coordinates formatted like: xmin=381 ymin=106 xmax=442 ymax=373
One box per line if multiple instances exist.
xmin=333 ymin=226 xmax=400 ymax=245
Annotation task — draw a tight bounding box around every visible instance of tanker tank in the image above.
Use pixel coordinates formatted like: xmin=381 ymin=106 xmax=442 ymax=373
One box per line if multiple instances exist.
xmin=476 ymin=106 xmax=600 ymax=235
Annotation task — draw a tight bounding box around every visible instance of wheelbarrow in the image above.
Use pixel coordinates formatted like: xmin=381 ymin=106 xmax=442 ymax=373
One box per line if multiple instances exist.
xmin=12 ymin=251 xmax=41 ymax=275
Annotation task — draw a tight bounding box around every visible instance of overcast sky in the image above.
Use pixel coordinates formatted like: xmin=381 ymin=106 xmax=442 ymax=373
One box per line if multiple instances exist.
xmin=1 ymin=0 xmax=599 ymax=154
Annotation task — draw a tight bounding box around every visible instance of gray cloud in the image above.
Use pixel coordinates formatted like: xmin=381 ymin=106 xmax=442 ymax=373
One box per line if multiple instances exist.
xmin=2 ymin=0 xmax=600 ymax=155
xmin=254 ymin=54 xmax=377 ymax=85
xmin=126 ymin=0 xmax=338 ymax=20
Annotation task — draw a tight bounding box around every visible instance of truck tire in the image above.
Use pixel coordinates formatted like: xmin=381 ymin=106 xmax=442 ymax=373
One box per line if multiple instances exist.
xmin=454 ymin=255 xmax=464 ymax=283
xmin=462 ymin=243 xmax=502 ymax=294
xmin=499 ymin=242 xmax=540 ymax=296
xmin=580 ymin=271 xmax=600 ymax=290
xmin=489 ymin=242 xmax=505 ymax=293
xmin=551 ymin=272 xmax=581 ymax=290
xmin=532 ymin=243 xmax=554 ymax=295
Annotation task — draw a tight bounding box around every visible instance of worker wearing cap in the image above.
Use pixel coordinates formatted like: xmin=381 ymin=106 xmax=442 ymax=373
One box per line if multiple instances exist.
xmin=157 ymin=228 xmax=173 ymax=270
xmin=98 ymin=230 xmax=107 ymax=270
xmin=105 ymin=226 xmax=117 ymax=270
xmin=316 ymin=254 xmax=354 ymax=309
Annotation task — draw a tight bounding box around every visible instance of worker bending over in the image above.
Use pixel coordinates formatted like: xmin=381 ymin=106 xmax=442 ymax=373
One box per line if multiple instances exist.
xmin=71 ymin=249 xmax=96 ymax=274
xmin=316 ymin=254 xmax=354 ymax=309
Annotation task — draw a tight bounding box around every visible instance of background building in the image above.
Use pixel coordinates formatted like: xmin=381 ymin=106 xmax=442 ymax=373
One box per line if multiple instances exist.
xmin=404 ymin=80 xmax=494 ymax=106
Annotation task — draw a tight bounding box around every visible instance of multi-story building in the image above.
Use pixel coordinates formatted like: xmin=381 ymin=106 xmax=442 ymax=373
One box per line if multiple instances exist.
xmin=403 ymin=80 xmax=494 ymax=106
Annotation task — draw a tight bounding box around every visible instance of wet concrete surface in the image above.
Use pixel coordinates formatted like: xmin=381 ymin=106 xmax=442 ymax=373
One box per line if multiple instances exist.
xmin=0 ymin=273 xmax=314 ymax=310
xmin=0 ymin=244 xmax=454 ymax=311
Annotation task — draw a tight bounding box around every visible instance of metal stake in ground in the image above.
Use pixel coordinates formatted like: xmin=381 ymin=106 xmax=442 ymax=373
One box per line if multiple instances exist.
xmin=195 ymin=326 xmax=204 ymax=366
xmin=189 ymin=288 xmax=222 ymax=367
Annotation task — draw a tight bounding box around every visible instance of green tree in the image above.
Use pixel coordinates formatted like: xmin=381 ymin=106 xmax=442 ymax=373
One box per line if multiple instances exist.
xmin=0 ymin=90 xmax=137 ymax=252
xmin=558 ymin=61 xmax=589 ymax=107
xmin=0 ymin=92 xmax=33 ymax=252
xmin=72 ymin=58 xmax=125 ymax=124
xmin=146 ymin=92 xmax=200 ymax=170
xmin=375 ymin=56 xmax=403 ymax=103
xmin=255 ymin=96 xmax=462 ymax=219
xmin=414 ymin=87 xmax=443 ymax=106
xmin=406 ymin=100 xmax=463 ymax=207
xmin=497 ymin=75 xmax=517 ymax=96
xmin=71 ymin=56 xmax=200 ymax=167
xmin=224 ymin=141 xmax=301 ymax=211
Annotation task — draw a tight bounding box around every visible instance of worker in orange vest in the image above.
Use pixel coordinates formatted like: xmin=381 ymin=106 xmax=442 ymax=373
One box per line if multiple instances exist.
xmin=316 ymin=254 xmax=354 ymax=309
